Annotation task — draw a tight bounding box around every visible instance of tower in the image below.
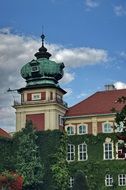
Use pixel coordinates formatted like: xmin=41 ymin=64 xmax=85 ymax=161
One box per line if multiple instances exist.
xmin=14 ymin=35 xmax=68 ymax=131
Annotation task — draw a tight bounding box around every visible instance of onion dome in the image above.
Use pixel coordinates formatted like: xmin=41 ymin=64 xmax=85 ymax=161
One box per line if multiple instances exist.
xmin=20 ymin=34 xmax=65 ymax=87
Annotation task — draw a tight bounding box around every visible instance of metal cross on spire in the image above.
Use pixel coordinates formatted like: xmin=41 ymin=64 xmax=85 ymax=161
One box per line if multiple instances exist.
xmin=41 ymin=25 xmax=45 ymax=47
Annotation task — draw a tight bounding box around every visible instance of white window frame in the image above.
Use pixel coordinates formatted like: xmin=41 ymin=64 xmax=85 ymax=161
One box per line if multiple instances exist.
xmin=77 ymin=124 xmax=88 ymax=135
xmin=69 ymin=176 xmax=74 ymax=188
xmin=67 ymin=144 xmax=75 ymax=162
xmin=65 ymin=125 xmax=75 ymax=135
xmin=59 ymin=115 xmax=64 ymax=126
xmin=78 ymin=142 xmax=88 ymax=161
xmin=32 ymin=93 xmax=41 ymax=100
xmin=105 ymin=174 xmax=113 ymax=186
xmin=103 ymin=142 xmax=114 ymax=160
xmin=118 ymin=174 xmax=126 ymax=186
xmin=102 ymin=122 xmax=113 ymax=133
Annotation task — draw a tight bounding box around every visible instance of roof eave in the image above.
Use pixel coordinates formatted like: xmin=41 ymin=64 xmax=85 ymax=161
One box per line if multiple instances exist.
xmin=64 ymin=112 xmax=116 ymax=119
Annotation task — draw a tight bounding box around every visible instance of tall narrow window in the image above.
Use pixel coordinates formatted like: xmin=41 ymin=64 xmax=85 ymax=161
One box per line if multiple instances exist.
xmin=67 ymin=144 xmax=75 ymax=161
xmin=59 ymin=115 xmax=64 ymax=126
xmin=116 ymin=142 xmax=126 ymax=159
xmin=78 ymin=142 xmax=88 ymax=161
xmin=103 ymin=142 xmax=113 ymax=160
xmin=118 ymin=174 xmax=126 ymax=186
xmin=105 ymin=174 xmax=113 ymax=186
xmin=69 ymin=177 xmax=74 ymax=188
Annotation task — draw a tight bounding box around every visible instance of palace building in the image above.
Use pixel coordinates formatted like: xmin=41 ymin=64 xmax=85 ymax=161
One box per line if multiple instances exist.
xmin=14 ymin=35 xmax=126 ymax=135
xmin=13 ymin=35 xmax=126 ymax=189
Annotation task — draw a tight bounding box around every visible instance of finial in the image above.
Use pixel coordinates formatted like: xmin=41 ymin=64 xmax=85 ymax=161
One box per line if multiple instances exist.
xmin=34 ymin=32 xmax=52 ymax=59
xmin=41 ymin=33 xmax=45 ymax=47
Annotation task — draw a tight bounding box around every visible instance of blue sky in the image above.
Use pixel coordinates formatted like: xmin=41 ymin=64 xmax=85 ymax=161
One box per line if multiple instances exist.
xmin=0 ymin=0 xmax=126 ymax=132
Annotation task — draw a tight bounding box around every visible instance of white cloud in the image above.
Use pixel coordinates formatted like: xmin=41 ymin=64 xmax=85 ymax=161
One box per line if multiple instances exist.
xmin=60 ymin=71 xmax=75 ymax=84
xmin=114 ymin=5 xmax=126 ymax=16
xmin=53 ymin=47 xmax=108 ymax=68
xmin=85 ymin=0 xmax=99 ymax=8
xmin=114 ymin=81 xmax=126 ymax=89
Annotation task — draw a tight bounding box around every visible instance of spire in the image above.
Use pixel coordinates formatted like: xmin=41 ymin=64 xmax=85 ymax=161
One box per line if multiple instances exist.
xmin=41 ymin=33 xmax=45 ymax=47
xmin=34 ymin=33 xmax=52 ymax=59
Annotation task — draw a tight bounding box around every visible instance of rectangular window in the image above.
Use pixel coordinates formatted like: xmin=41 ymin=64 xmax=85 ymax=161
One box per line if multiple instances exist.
xmin=116 ymin=142 xmax=126 ymax=159
xmin=67 ymin=144 xmax=75 ymax=161
xmin=32 ymin=93 xmax=41 ymax=100
xmin=105 ymin=174 xmax=113 ymax=186
xmin=118 ymin=174 xmax=126 ymax=186
xmin=78 ymin=143 xmax=88 ymax=161
xmin=69 ymin=177 xmax=74 ymax=188
xmin=104 ymin=143 xmax=113 ymax=160
xmin=59 ymin=115 xmax=64 ymax=126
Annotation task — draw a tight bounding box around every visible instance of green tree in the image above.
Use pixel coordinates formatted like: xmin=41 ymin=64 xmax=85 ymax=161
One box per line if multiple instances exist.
xmin=15 ymin=121 xmax=44 ymax=190
xmin=51 ymin=132 xmax=70 ymax=190
xmin=72 ymin=170 xmax=89 ymax=190
xmin=115 ymin=96 xmax=126 ymax=127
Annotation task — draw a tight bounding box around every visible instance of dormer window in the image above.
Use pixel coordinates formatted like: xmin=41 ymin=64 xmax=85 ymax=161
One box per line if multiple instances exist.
xmin=31 ymin=66 xmax=39 ymax=72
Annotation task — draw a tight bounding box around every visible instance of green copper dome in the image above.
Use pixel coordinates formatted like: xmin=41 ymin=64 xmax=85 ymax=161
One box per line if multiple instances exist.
xmin=20 ymin=35 xmax=65 ymax=87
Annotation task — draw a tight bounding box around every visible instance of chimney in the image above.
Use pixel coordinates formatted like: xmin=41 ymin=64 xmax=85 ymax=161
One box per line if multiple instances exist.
xmin=104 ymin=84 xmax=116 ymax=91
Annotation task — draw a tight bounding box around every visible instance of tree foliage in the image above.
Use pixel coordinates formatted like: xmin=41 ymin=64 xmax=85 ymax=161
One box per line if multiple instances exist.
xmin=15 ymin=121 xmax=44 ymax=189
xmin=72 ymin=170 xmax=89 ymax=190
xmin=51 ymin=132 xmax=70 ymax=190
xmin=115 ymin=96 xmax=126 ymax=127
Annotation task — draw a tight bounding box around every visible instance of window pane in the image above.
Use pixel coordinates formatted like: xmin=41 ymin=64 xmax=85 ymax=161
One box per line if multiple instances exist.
xmin=105 ymin=174 xmax=113 ymax=186
xmin=67 ymin=144 xmax=75 ymax=161
xmin=79 ymin=125 xmax=87 ymax=134
xmin=78 ymin=143 xmax=87 ymax=161
xmin=104 ymin=143 xmax=113 ymax=160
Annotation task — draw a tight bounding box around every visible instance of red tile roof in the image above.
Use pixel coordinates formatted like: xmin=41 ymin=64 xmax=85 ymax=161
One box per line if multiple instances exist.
xmin=0 ymin=128 xmax=11 ymax=138
xmin=66 ymin=89 xmax=126 ymax=117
